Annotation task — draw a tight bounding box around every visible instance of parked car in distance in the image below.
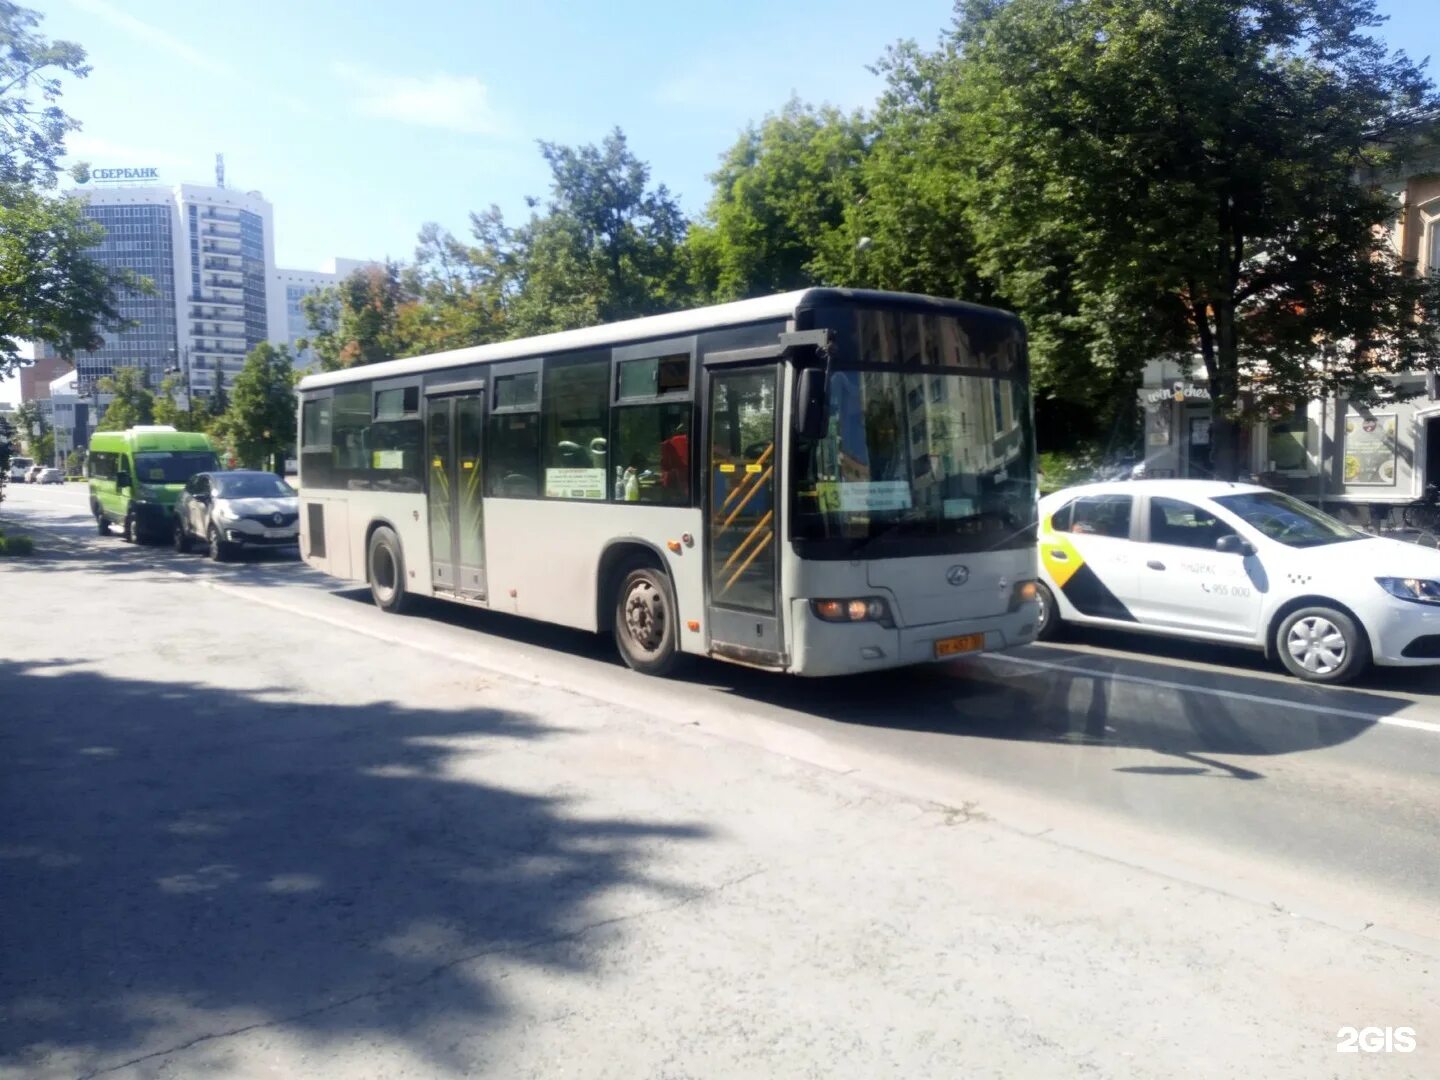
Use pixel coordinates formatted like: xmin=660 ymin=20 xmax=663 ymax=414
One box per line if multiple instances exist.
xmin=8 ymin=456 xmax=34 ymax=482
xmin=1036 ymin=479 xmax=1440 ymax=684
xmin=24 ymin=464 xmax=44 ymax=483
xmin=174 ymin=470 xmax=299 ymax=561
xmin=37 ymin=467 xmax=64 ymax=484
xmin=89 ymin=426 xmax=220 ymax=543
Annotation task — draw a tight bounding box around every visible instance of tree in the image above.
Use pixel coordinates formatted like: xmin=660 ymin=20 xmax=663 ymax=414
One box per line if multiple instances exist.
xmin=215 ymin=342 xmax=296 ymax=473
xmin=506 ymin=128 xmax=690 ymax=336
xmin=0 ymin=162 xmax=138 ymax=378
xmin=0 ymin=1 xmax=90 ymax=189
xmin=399 ymin=214 xmax=517 ymax=353
xmin=688 ymin=100 xmax=872 ymax=301
xmin=0 ymin=413 xmax=12 ymax=503
xmin=301 ymin=262 xmax=412 ymax=371
xmin=949 ymin=0 xmax=1440 ymax=477
xmin=95 ymin=365 xmax=154 ymax=430
xmin=13 ymin=398 xmax=48 ymax=456
xmin=152 ymin=373 xmax=187 ymax=428
xmin=0 ymin=3 xmax=137 ymax=379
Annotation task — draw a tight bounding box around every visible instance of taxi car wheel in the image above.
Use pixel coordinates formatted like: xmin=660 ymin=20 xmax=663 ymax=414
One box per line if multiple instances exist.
xmin=1275 ymin=606 xmax=1369 ymax=684
xmin=1035 ymin=581 xmax=1063 ymax=640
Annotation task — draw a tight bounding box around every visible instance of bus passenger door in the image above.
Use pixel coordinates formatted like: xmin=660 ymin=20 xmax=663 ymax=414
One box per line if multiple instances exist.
xmin=705 ymin=364 xmax=782 ymax=665
xmin=426 ymin=390 xmax=487 ymax=600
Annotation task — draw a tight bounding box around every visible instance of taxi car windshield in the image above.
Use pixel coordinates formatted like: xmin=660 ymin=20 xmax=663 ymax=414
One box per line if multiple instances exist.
xmin=1212 ymin=490 xmax=1363 ymax=548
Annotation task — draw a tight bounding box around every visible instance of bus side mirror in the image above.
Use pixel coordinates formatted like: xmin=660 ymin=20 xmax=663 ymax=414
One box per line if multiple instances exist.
xmin=116 ymin=470 xmax=131 ymax=490
xmin=796 ymin=367 xmax=828 ymax=441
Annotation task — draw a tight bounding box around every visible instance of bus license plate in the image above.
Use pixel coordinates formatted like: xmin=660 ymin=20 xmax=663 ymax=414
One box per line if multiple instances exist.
xmin=934 ymin=633 xmax=985 ymax=658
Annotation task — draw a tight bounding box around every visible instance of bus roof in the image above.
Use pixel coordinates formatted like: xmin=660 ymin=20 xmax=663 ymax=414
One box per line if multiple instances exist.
xmin=297 ymin=288 xmax=1021 ymax=392
xmin=89 ymin=427 xmax=214 ymax=452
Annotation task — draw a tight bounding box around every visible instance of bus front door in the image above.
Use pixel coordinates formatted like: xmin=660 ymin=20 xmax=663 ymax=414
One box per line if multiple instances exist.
xmin=705 ymin=364 xmax=782 ymax=666
xmin=426 ymin=391 xmax=487 ymax=600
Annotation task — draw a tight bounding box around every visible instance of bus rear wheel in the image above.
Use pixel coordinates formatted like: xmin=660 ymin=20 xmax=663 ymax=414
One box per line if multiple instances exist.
xmin=614 ymin=566 xmax=680 ymax=676
xmin=368 ymin=526 xmax=411 ymax=614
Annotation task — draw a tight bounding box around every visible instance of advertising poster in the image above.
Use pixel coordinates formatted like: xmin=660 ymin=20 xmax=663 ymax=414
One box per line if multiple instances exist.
xmin=544 ymin=467 xmax=606 ymax=500
xmin=1342 ymin=413 xmax=1398 ymax=486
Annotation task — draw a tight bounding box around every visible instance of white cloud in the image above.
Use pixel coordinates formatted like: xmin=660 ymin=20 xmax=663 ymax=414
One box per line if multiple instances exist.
xmin=331 ymin=62 xmax=505 ymax=136
xmin=66 ymin=0 xmax=313 ymax=115
xmin=68 ymin=0 xmax=224 ymax=74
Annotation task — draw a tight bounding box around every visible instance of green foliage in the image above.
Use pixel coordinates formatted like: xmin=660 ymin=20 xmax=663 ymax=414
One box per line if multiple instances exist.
xmin=506 ymin=129 xmax=690 ymax=336
xmin=95 ymin=366 xmax=155 ymax=430
xmin=0 ymin=2 xmax=90 ymax=189
xmin=64 ymin=447 xmax=82 ymax=474
xmin=0 ymin=413 xmax=12 ymax=503
xmin=301 ymin=262 xmax=411 ymax=371
xmin=0 ymin=532 xmax=34 ymax=555
xmin=0 ymin=185 xmax=139 ymax=378
xmin=0 ymin=5 xmax=139 ymax=379
xmin=689 ymin=100 xmax=871 ymax=300
xmin=214 ymin=342 xmax=296 ymax=472
xmin=943 ymin=0 xmax=1440 ymax=475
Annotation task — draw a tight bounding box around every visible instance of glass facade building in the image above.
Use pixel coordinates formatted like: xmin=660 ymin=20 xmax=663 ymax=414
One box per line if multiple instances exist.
xmin=70 ymin=203 xmax=179 ymax=394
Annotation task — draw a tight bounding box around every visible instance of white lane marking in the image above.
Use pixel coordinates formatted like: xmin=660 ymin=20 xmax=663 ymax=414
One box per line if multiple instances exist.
xmin=987 ymin=654 xmax=1440 ymax=735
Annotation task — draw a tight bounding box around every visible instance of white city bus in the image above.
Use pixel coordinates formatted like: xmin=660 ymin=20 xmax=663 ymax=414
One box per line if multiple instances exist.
xmin=295 ymin=289 xmax=1039 ymax=676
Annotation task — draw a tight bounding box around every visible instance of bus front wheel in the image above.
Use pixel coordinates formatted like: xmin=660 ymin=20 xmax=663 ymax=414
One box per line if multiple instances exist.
xmin=368 ymin=526 xmax=411 ymax=614
xmin=614 ymin=566 xmax=680 ymax=676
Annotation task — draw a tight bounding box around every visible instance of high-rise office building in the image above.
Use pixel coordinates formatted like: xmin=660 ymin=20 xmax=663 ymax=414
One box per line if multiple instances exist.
xmin=40 ymin=176 xmax=366 ymax=400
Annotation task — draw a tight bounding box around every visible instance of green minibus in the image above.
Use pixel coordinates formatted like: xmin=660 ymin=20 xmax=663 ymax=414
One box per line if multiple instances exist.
xmin=88 ymin=426 xmax=220 ymax=542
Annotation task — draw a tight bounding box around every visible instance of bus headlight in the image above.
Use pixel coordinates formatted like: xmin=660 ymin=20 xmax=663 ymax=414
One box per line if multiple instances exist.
xmin=812 ymin=597 xmax=893 ymax=626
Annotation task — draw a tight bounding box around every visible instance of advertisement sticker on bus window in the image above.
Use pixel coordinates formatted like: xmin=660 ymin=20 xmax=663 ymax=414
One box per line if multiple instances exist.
xmin=745 ymin=463 xmax=762 ymax=474
xmin=147 ymin=468 xmax=166 ymax=481
xmin=544 ymin=467 xmax=606 ymax=500
xmin=719 ymin=463 xmax=736 ymax=473
xmin=372 ymin=450 xmax=406 ymax=470
xmin=816 ymin=480 xmax=913 ymax=512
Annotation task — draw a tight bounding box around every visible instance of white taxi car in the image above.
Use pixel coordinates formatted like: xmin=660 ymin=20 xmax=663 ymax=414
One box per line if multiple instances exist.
xmin=1035 ymin=479 xmax=1440 ymax=683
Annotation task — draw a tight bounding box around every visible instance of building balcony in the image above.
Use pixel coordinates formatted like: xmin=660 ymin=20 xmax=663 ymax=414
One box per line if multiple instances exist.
xmin=202 ymin=279 xmax=243 ymax=294
xmin=202 ymin=238 xmax=241 ymax=252
xmin=193 ymin=346 xmax=247 ymax=358
xmin=199 ymin=209 xmax=242 ymax=223
xmin=189 ymin=295 xmax=243 ymax=311
xmin=189 ymin=320 xmax=244 ymax=335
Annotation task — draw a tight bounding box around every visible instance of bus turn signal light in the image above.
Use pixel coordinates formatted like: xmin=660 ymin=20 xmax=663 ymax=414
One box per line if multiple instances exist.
xmin=1011 ymin=579 xmax=1038 ymax=609
xmin=667 ymin=539 xmax=683 ymax=553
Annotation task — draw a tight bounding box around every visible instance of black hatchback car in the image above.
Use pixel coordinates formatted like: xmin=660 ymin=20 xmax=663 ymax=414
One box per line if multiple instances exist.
xmin=173 ymin=470 xmax=300 ymax=561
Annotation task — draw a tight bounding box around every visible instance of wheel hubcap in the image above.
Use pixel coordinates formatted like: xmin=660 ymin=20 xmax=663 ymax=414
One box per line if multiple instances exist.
xmin=624 ymin=581 xmax=665 ymax=654
xmin=1286 ymin=616 xmax=1347 ymax=674
xmin=374 ymin=549 xmax=395 ymax=597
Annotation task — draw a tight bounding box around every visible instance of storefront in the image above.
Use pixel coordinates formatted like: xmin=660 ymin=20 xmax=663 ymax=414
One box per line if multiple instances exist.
xmin=1137 ymin=360 xmax=1435 ymax=527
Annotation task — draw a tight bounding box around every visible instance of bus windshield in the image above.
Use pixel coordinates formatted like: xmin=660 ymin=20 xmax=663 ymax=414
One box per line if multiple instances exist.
xmin=135 ymin=451 xmax=220 ymax=484
xmin=794 ymin=307 xmax=1036 ymax=550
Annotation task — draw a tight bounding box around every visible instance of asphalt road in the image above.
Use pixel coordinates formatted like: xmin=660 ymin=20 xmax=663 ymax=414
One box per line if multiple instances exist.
xmin=3 ymin=482 xmax=1439 ymax=1076
xmin=7 ymin=482 xmax=1439 ymax=921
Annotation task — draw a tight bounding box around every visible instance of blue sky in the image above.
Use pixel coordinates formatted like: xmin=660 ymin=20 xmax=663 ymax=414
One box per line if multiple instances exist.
xmin=3 ymin=0 xmax=1436 ymax=406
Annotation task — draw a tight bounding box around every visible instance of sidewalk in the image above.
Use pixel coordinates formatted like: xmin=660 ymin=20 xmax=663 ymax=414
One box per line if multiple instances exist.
xmin=0 ymin=550 xmax=1435 ymax=1079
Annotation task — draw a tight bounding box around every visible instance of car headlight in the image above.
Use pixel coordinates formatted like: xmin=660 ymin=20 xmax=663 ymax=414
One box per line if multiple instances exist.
xmin=213 ymin=503 xmax=239 ymax=522
xmin=1375 ymin=577 xmax=1440 ymax=605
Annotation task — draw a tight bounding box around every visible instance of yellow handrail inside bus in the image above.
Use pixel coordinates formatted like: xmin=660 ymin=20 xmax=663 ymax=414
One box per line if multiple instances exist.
xmin=721 ymin=509 xmax=773 ymax=573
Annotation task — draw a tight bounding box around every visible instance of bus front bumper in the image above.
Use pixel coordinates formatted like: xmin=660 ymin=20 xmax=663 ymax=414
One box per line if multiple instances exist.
xmin=788 ymin=599 xmax=1040 ymax=677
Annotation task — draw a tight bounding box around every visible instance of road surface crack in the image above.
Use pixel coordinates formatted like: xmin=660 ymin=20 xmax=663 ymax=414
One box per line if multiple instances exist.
xmin=76 ymin=866 xmax=768 ymax=1078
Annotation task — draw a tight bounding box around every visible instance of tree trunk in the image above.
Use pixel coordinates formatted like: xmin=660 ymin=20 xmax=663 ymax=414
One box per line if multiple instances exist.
xmin=1209 ymin=295 xmax=1242 ymax=481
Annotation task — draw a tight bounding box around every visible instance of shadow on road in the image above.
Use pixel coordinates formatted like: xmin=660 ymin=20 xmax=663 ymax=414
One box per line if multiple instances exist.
xmin=0 ymin=658 xmax=707 ymax=1077
xmin=332 ymin=593 xmax=1407 ymax=783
